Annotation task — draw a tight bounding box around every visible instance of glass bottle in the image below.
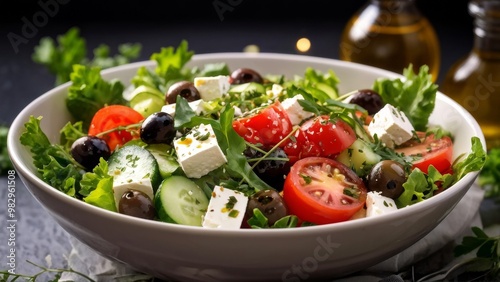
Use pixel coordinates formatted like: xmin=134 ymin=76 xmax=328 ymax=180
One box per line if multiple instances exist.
xmin=339 ymin=0 xmax=441 ymax=81
xmin=440 ymin=0 xmax=500 ymax=149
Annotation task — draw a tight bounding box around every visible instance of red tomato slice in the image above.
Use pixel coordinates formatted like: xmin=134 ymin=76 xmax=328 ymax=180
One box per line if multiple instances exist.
xmin=301 ymin=115 xmax=357 ymax=158
xmin=283 ymin=128 xmax=321 ymax=164
xmin=395 ymin=133 xmax=453 ymax=174
xmin=232 ymin=101 xmax=293 ymax=148
xmin=282 ymin=157 xmax=367 ymax=225
xmin=88 ymin=105 xmax=144 ymax=151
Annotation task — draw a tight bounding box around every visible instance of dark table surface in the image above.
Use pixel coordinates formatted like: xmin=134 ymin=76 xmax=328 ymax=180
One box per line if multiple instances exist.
xmin=2 ymin=0 xmax=497 ymax=281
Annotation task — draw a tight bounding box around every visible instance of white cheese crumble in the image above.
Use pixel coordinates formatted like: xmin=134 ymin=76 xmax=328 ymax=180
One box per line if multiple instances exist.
xmin=365 ymin=191 xmax=398 ymax=217
xmin=174 ymin=123 xmax=227 ymax=179
xmin=367 ymin=104 xmax=414 ymax=148
xmin=202 ymin=186 xmax=249 ymax=229
xmin=194 ymin=75 xmax=230 ymax=101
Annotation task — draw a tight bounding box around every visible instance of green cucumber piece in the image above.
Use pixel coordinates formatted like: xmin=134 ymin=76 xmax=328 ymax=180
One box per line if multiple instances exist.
xmin=337 ymin=139 xmax=382 ymax=176
xmin=154 ymin=176 xmax=209 ymax=226
xmin=107 ymin=145 xmax=161 ymax=193
xmin=145 ymin=143 xmax=180 ymax=179
xmin=228 ymin=82 xmax=265 ymax=94
xmin=129 ymin=89 xmax=165 ymax=117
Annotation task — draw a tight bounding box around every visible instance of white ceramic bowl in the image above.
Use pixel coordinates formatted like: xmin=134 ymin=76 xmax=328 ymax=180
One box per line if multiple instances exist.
xmin=8 ymin=53 xmax=485 ymax=282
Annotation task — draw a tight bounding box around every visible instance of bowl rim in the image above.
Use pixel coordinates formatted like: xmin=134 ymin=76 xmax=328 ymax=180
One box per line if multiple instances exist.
xmin=7 ymin=52 xmax=485 ymax=236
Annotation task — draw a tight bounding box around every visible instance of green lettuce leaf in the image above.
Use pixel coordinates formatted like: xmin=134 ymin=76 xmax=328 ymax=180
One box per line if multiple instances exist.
xmin=83 ymin=176 xmax=116 ymax=212
xmin=19 ymin=116 xmax=83 ymax=196
xmin=373 ymin=64 xmax=438 ymax=131
xmin=66 ymin=64 xmax=126 ymax=127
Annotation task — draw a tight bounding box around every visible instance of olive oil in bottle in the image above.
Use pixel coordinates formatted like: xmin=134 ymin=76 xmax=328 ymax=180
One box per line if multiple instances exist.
xmin=339 ymin=0 xmax=441 ymax=81
xmin=440 ymin=0 xmax=500 ymax=149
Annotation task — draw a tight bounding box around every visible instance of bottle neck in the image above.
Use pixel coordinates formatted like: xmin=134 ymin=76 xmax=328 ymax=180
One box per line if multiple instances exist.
xmin=471 ymin=0 xmax=500 ymax=56
xmin=367 ymin=0 xmax=422 ymax=26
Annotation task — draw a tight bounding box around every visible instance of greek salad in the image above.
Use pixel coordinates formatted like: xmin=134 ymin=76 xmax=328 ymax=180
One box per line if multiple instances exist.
xmin=20 ymin=40 xmax=486 ymax=229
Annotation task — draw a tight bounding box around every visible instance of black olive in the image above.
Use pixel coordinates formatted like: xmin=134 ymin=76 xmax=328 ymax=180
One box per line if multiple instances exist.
xmin=71 ymin=136 xmax=111 ymax=171
xmin=349 ymin=89 xmax=385 ymax=115
xmin=246 ymin=189 xmax=288 ymax=226
xmin=367 ymin=160 xmax=406 ymax=199
xmin=118 ymin=190 xmax=156 ymax=220
xmin=140 ymin=112 xmax=176 ymax=144
xmin=165 ymin=81 xmax=201 ymax=104
xmin=229 ymin=68 xmax=264 ymax=85
xmin=244 ymin=147 xmax=291 ymax=191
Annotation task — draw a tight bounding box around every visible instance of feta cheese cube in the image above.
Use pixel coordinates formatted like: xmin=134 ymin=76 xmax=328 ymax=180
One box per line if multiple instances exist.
xmin=194 ymin=75 xmax=230 ymax=101
xmin=161 ymin=99 xmax=205 ymax=118
xmin=281 ymin=94 xmax=314 ymax=125
xmin=202 ymin=185 xmax=249 ymax=229
xmin=367 ymin=104 xmax=414 ymax=148
xmin=174 ymin=123 xmax=227 ymax=178
xmin=365 ymin=191 xmax=398 ymax=217
xmin=266 ymin=84 xmax=284 ymax=98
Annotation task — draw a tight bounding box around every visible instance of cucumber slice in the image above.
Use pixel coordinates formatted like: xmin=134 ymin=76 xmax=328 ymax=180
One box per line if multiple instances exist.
xmin=228 ymin=82 xmax=265 ymax=94
xmin=129 ymin=89 xmax=165 ymax=118
xmin=154 ymin=176 xmax=209 ymax=226
xmin=107 ymin=145 xmax=162 ymax=193
xmin=145 ymin=144 xmax=180 ymax=179
xmin=337 ymin=139 xmax=382 ymax=176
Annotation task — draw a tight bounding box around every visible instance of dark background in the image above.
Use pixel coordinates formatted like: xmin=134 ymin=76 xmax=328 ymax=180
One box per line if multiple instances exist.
xmin=0 ymin=0 xmax=474 ymax=126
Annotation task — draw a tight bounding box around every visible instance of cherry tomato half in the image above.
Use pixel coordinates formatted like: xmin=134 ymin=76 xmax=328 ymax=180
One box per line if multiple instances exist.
xmin=395 ymin=133 xmax=453 ymax=174
xmin=301 ymin=115 xmax=357 ymax=158
xmin=88 ymin=105 xmax=144 ymax=151
xmin=232 ymin=101 xmax=293 ymax=148
xmin=282 ymin=157 xmax=367 ymax=225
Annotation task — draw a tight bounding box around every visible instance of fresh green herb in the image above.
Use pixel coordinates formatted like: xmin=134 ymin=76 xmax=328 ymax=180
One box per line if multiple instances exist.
xmin=247 ymin=208 xmax=299 ymax=228
xmin=453 ymin=226 xmax=500 ymax=280
xmin=373 ymin=64 xmax=438 ymax=131
xmin=66 ymin=64 xmax=126 ymax=128
xmin=0 ymin=125 xmax=14 ymax=175
xmin=59 ymin=121 xmax=86 ymax=152
xmin=225 ymin=196 xmax=238 ymax=210
xmin=300 ymin=174 xmax=312 ymax=184
xmin=478 ymin=147 xmax=500 ymax=201
xmin=396 ymin=137 xmax=486 ymax=208
xmin=32 ymin=27 xmax=141 ymax=86
xmin=0 ymin=260 xmax=95 ymax=282
xmin=19 ymin=116 xmax=83 ymax=197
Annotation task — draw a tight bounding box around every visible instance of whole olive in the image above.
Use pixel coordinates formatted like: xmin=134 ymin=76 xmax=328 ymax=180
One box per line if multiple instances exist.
xmin=71 ymin=135 xmax=111 ymax=171
xmin=118 ymin=190 xmax=156 ymax=220
xmin=229 ymin=68 xmax=264 ymax=85
xmin=349 ymin=89 xmax=384 ymax=115
xmin=243 ymin=147 xmax=291 ymax=191
xmin=246 ymin=189 xmax=288 ymax=226
xmin=140 ymin=112 xmax=176 ymax=144
xmin=165 ymin=81 xmax=201 ymax=104
xmin=367 ymin=160 xmax=406 ymax=199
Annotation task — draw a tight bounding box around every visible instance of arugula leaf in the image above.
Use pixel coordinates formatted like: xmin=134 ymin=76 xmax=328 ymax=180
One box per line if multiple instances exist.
xmin=32 ymin=27 xmax=142 ymax=86
xmin=479 ymin=147 xmax=500 ymax=200
xmin=66 ymin=64 xmax=126 ymax=127
xmin=19 ymin=116 xmax=83 ymax=196
xmin=0 ymin=125 xmax=13 ymax=175
xmin=218 ymin=106 xmax=273 ymax=191
xmin=247 ymin=208 xmax=299 ymax=228
xmin=373 ymin=64 xmax=438 ymax=131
